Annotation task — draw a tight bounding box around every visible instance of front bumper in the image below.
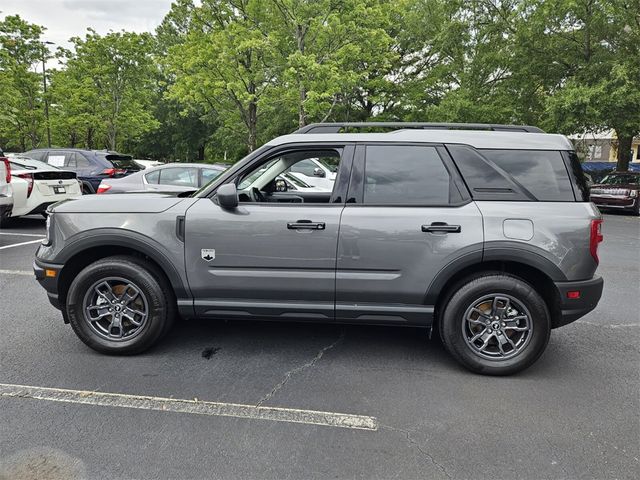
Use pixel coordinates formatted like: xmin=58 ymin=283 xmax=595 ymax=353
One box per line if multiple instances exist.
xmin=553 ymin=276 xmax=604 ymax=328
xmin=34 ymin=258 xmax=64 ymax=312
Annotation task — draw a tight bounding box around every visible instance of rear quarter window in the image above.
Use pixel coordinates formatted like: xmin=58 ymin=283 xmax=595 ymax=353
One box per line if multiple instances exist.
xmin=480 ymin=149 xmax=575 ymax=201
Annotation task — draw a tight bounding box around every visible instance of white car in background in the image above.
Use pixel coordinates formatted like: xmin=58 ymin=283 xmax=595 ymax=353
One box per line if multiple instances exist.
xmin=7 ymin=155 xmax=82 ymax=220
xmin=0 ymin=154 xmax=13 ymax=228
xmin=287 ymin=156 xmax=338 ymax=191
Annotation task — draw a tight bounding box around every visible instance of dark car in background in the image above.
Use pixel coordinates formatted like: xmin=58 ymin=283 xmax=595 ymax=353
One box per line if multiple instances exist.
xmin=96 ymin=163 xmax=227 ymax=194
xmin=23 ymin=148 xmax=141 ymax=194
xmin=590 ymin=172 xmax=640 ymax=215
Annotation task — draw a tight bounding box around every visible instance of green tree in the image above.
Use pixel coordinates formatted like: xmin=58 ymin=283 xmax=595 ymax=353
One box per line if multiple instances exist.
xmin=0 ymin=15 xmax=46 ymax=150
xmin=51 ymin=29 xmax=159 ymax=151
xmin=517 ymin=0 xmax=640 ymax=169
xmin=168 ymin=0 xmax=276 ymax=153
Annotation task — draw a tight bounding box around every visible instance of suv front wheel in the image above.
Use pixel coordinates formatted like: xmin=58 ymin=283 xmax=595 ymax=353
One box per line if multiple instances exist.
xmin=440 ymin=273 xmax=550 ymax=375
xmin=66 ymin=255 xmax=175 ymax=354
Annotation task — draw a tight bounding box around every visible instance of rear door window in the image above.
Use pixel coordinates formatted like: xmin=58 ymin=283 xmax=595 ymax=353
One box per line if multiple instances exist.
xmin=481 ymin=150 xmax=574 ymax=201
xmin=363 ymin=145 xmax=455 ymax=205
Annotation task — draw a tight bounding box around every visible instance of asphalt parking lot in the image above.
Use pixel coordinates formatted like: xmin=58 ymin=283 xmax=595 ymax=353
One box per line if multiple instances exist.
xmin=0 ymin=214 xmax=638 ymax=480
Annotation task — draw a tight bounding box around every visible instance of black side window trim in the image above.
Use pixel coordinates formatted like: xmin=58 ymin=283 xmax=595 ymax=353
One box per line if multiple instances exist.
xmin=347 ymin=142 xmax=470 ymax=207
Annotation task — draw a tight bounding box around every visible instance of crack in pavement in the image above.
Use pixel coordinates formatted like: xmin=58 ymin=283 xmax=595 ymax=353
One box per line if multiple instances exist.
xmin=256 ymin=330 xmax=345 ymax=407
xmin=380 ymin=425 xmax=452 ymax=479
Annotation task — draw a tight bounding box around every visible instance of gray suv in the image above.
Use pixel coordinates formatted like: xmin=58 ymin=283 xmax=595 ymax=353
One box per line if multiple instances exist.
xmin=34 ymin=123 xmax=604 ymax=375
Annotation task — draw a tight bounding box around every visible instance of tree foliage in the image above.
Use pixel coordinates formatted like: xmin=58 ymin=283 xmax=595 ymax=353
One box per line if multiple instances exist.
xmin=0 ymin=1 xmax=638 ymax=168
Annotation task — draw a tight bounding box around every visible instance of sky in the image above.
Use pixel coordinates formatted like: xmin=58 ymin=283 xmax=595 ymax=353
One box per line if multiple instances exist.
xmin=1 ymin=0 xmax=174 ymax=51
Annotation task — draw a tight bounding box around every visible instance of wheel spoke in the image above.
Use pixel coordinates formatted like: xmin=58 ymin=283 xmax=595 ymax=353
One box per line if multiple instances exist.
xmin=108 ymin=316 xmax=123 ymax=338
xmin=504 ymin=325 xmax=528 ymax=332
xmin=478 ymin=332 xmax=493 ymax=352
xmin=470 ymin=308 xmax=491 ymax=320
xmin=503 ymin=332 xmax=517 ymax=350
xmin=88 ymin=310 xmax=111 ymax=322
xmin=491 ymin=296 xmax=510 ymax=318
xmin=95 ymin=281 xmax=117 ymax=303
xmin=119 ymin=284 xmax=140 ymax=306
xmin=469 ymin=328 xmax=488 ymax=343
xmin=122 ymin=307 xmax=144 ymax=326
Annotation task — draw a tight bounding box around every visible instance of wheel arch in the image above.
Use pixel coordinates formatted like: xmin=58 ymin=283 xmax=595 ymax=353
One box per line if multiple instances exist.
xmin=56 ymin=232 xmax=188 ymax=309
xmin=428 ymin=257 xmax=563 ymax=329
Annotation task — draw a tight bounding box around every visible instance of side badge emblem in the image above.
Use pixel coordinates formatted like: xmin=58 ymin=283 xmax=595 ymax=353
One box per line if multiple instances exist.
xmin=201 ymin=249 xmax=215 ymax=262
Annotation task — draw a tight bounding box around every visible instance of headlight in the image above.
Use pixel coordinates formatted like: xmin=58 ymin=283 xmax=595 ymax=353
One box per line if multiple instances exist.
xmin=43 ymin=213 xmax=53 ymax=246
xmin=630 ymin=190 xmax=638 ymax=198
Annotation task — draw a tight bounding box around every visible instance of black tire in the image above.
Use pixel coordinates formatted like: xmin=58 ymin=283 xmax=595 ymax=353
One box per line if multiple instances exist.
xmin=0 ymin=210 xmax=12 ymax=228
xmin=439 ymin=273 xmax=550 ymax=375
xmin=66 ymin=255 xmax=176 ymax=355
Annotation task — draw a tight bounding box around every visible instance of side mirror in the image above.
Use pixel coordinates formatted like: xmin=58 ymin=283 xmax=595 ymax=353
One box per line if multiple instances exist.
xmin=275 ymin=178 xmax=288 ymax=192
xmin=217 ymin=183 xmax=238 ymax=209
xmin=313 ymin=167 xmax=326 ymax=178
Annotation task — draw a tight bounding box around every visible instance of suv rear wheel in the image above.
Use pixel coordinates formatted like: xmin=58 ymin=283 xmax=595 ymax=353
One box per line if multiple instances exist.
xmin=440 ymin=273 xmax=550 ymax=375
xmin=66 ymin=255 xmax=175 ymax=354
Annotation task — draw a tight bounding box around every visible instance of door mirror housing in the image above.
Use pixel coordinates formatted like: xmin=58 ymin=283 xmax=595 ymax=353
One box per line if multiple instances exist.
xmin=217 ymin=183 xmax=238 ymax=209
xmin=274 ymin=178 xmax=288 ymax=192
xmin=313 ymin=167 xmax=326 ymax=178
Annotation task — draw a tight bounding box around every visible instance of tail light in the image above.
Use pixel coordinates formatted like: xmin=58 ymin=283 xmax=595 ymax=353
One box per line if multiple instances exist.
xmin=590 ymin=219 xmax=603 ymax=263
xmin=101 ymin=168 xmax=126 ymax=177
xmin=16 ymin=173 xmax=34 ymax=198
xmin=96 ymin=183 xmax=111 ymax=194
xmin=1 ymin=157 xmax=10 ymax=183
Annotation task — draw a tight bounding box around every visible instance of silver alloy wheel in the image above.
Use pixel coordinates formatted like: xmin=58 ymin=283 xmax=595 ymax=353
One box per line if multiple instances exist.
xmin=82 ymin=277 xmax=149 ymax=341
xmin=462 ymin=293 xmax=533 ymax=360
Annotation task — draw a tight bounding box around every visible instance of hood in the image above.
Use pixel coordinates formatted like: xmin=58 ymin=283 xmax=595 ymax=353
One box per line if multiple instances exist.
xmin=591 ymin=183 xmax=639 ymax=191
xmin=50 ymin=193 xmax=185 ymax=213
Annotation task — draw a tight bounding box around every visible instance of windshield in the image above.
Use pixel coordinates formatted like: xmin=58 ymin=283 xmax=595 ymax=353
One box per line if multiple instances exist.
xmin=600 ymin=174 xmax=640 ymax=186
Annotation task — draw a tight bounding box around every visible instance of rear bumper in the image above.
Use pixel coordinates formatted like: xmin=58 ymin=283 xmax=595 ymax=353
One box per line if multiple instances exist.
xmin=590 ymin=196 xmax=637 ymax=210
xmin=34 ymin=259 xmax=64 ymax=312
xmin=553 ymin=276 xmax=604 ymax=328
xmin=25 ymin=201 xmax=56 ymax=216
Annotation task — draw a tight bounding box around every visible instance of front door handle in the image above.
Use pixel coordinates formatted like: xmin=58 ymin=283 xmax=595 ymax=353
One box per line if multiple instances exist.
xmin=287 ymin=220 xmax=326 ymax=230
xmin=422 ymin=222 xmax=461 ymax=233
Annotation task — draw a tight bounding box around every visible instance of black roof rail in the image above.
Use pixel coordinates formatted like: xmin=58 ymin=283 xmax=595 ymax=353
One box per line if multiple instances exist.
xmin=294 ymin=122 xmax=545 ymax=134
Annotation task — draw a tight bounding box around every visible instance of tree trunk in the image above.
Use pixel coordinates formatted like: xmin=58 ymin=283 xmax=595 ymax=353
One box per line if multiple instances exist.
xmin=298 ymin=86 xmax=307 ymax=128
xmin=616 ymin=134 xmax=633 ymax=171
xmin=198 ymin=145 xmax=205 ymax=162
xmin=86 ymin=127 xmax=94 ymax=150
xmin=296 ymin=24 xmax=307 ymax=128
xmin=247 ymin=100 xmax=257 ymax=153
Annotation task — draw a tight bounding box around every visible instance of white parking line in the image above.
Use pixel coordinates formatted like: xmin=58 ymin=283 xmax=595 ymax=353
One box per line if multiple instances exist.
xmin=0 ymin=232 xmax=45 ymax=237
xmin=0 ymin=239 xmax=43 ymax=250
xmin=0 ymin=269 xmax=32 ymax=276
xmin=0 ymin=383 xmax=378 ymax=431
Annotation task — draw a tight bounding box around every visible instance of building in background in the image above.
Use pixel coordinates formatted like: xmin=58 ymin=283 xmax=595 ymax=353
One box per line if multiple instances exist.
xmin=570 ymin=131 xmax=640 ymax=163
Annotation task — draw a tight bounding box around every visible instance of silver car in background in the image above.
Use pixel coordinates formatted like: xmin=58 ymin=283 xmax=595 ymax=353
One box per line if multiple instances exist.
xmin=96 ymin=163 xmax=227 ymax=194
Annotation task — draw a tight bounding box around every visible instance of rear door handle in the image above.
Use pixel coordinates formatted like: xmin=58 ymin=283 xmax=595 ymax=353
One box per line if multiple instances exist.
xmin=422 ymin=222 xmax=461 ymax=233
xmin=287 ymin=220 xmax=326 ymax=230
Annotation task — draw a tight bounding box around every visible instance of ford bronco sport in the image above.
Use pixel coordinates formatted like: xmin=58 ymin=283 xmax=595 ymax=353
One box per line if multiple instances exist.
xmin=34 ymin=123 xmax=604 ymax=375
